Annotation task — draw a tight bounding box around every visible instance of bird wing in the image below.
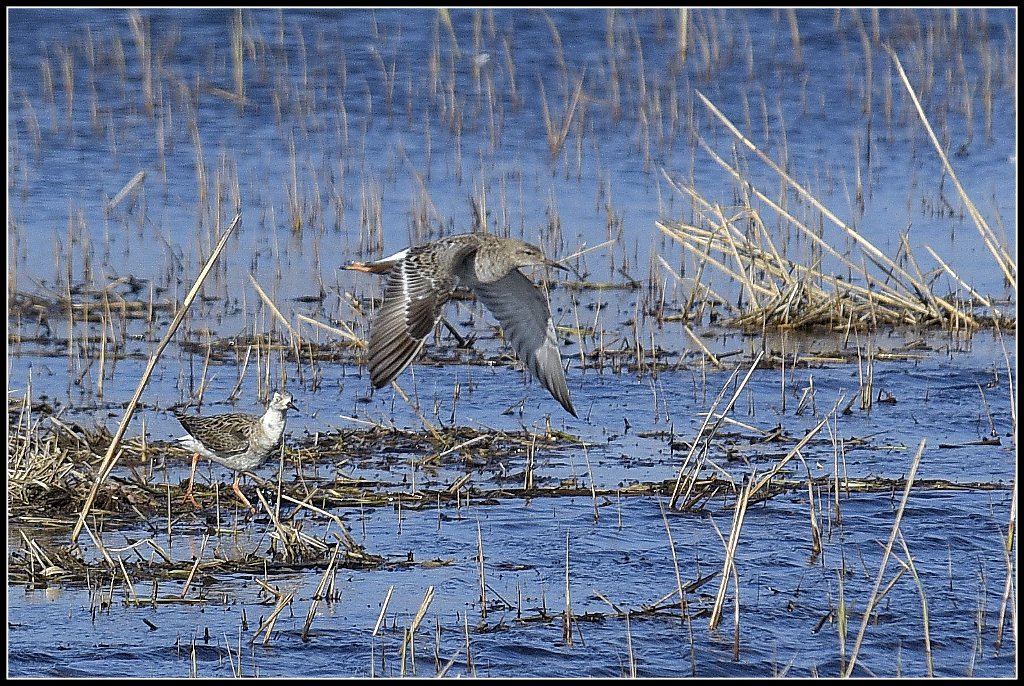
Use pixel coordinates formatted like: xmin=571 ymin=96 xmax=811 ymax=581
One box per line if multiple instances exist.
xmin=470 ymin=269 xmax=576 ymax=416
xmin=175 ymin=412 xmax=254 ymax=458
xmin=368 ymin=251 xmax=455 ymax=389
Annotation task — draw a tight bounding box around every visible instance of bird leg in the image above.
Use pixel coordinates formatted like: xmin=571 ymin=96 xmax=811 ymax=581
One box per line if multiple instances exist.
xmin=232 ymin=473 xmax=257 ymax=514
xmin=441 ymin=317 xmax=475 ymax=349
xmin=183 ymin=452 xmax=202 ymax=509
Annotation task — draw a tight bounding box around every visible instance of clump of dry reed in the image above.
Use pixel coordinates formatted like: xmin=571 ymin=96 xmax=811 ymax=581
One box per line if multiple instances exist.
xmin=7 ymin=396 xmax=156 ymax=519
xmin=658 ymin=83 xmax=1015 ymax=333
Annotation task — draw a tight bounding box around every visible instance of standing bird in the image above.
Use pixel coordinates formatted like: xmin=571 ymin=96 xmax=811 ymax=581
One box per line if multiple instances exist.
xmin=174 ymin=390 xmax=298 ymax=513
xmin=345 ymin=233 xmax=577 ymax=416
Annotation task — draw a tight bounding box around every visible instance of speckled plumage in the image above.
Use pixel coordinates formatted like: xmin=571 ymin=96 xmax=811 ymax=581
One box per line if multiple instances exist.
xmin=347 ymin=234 xmax=576 ymax=417
xmin=176 ymin=390 xmax=297 ymax=512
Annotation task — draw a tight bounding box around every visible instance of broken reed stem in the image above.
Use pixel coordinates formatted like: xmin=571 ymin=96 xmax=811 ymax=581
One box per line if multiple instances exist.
xmin=71 ymin=212 xmax=242 ymax=545
xmin=279 ymin=493 xmax=361 ymax=553
xmin=659 ymin=500 xmax=688 ymax=621
xmin=684 ymin=324 xmax=723 ymax=368
xmin=372 ymin=585 xmax=395 ymax=637
xmin=994 ymin=523 xmax=1015 ymax=653
xmin=802 ymin=459 xmax=823 ymax=557
xmin=843 ymin=438 xmax=927 ymax=677
xmin=580 ymin=440 xmax=600 ymax=523
xmin=106 ymin=169 xmax=146 ymax=212
xmin=625 ymin=614 xmax=636 ymax=677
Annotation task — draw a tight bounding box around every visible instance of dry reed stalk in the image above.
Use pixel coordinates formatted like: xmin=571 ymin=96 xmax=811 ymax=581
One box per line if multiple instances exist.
xmin=797 ymin=455 xmax=823 ymax=557
xmin=659 ymin=500 xmax=697 ymax=673
xmin=80 ymin=520 xmax=114 ymax=568
xmin=625 ymin=613 xmax=636 ymax=677
xmin=923 ymin=245 xmax=998 ymax=316
xmin=251 ymin=580 xmax=298 ymax=646
xmin=227 ymin=344 xmax=254 ymax=403
xmin=994 ymin=521 xmax=1015 ymax=653
xmin=747 ymin=397 xmax=843 ymax=501
xmin=694 ymin=90 xmax=935 ymax=303
xmin=708 ymin=476 xmax=750 ymax=631
xmin=562 ymin=529 xmax=573 ymax=646
xmin=669 ymin=351 xmax=763 ymax=510
xmin=843 ymin=438 xmax=927 ymax=677
xmin=96 ymin=309 xmax=107 ymax=399
xmin=435 ymin=645 xmax=461 ymax=678
xmin=231 ymin=9 xmax=245 ymax=107
xmin=476 ymin=517 xmax=487 ymax=618
xmin=654 ymin=252 xmax=733 ymax=320
xmin=539 ymin=73 xmax=584 ymax=161
xmin=885 ymin=45 xmax=1015 ymax=289
xmin=894 ymin=532 xmax=933 ymax=676
xmin=399 ymin=585 xmax=435 ymax=676
xmin=389 ymin=380 xmax=442 ymax=442
xmin=106 ymin=537 xmax=172 ymax=564
xmin=436 ymin=8 xmax=460 ymax=59
xmin=826 ymin=416 xmax=845 ymax=527
xmin=256 ymin=488 xmax=306 ymax=562
xmin=279 ymin=493 xmax=361 ymax=554
xmin=592 ymin=589 xmax=624 ymax=616
xmin=301 ymin=542 xmax=342 ymax=641
xmin=222 ymin=629 xmax=241 ymax=678
xmin=674 ymin=8 xmax=689 ymax=66
xmin=127 ymin=9 xmax=153 ymax=117
xmin=540 ymin=10 xmax=568 ymax=85
xmin=524 ymin=433 xmax=537 ymax=490
xmin=178 ymin=533 xmax=210 ymax=599
xmin=856 ymin=338 xmax=873 ymax=412
xmin=399 ymin=150 xmax=443 ymax=228
xmin=786 ymin=9 xmax=803 ymax=64
xmin=730 ymin=545 xmax=741 ymax=660
xmin=683 ymin=324 xmax=723 ymax=368
xmin=580 ymin=440 xmax=600 ymax=523
xmin=249 ymin=273 xmax=302 ymax=356
xmin=419 ymin=434 xmax=487 ymax=467
xmin=194 ymin=336 xmax=213 ymax=406
xmin=463 ymin=611 xmax=475 ymax=676
xmin=117 ymin=555 xmax=138 ymax=605
xmin=71 ymin=213 xmax=241 ymax=545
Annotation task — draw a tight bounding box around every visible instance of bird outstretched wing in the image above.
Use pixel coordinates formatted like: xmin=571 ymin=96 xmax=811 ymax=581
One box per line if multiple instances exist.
xmin=470 ymin=269 xmax=576 ymax=416
xmin=368 ymin=250 xmax=456 ymax=389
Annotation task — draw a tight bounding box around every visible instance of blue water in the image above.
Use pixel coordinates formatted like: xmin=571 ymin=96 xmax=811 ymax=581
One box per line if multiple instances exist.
xmin=7 ymin=7 xmax=1017 ymax=678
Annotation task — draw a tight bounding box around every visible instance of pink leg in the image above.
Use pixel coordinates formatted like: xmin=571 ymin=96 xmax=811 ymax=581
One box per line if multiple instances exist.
xmin=232 ymin=474 xmax=256 ymax=514
xmin=183 ymin=453 xmax=202 ymax=509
